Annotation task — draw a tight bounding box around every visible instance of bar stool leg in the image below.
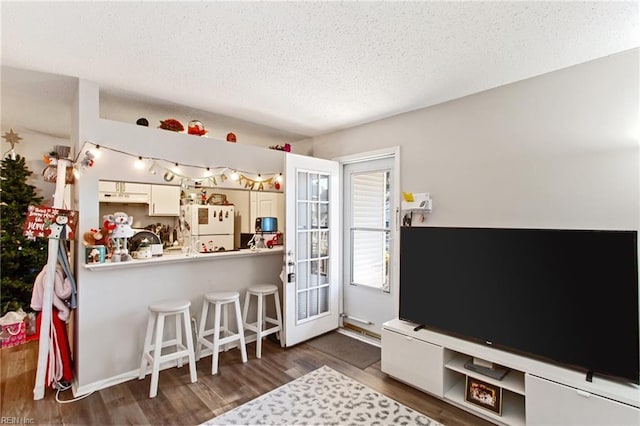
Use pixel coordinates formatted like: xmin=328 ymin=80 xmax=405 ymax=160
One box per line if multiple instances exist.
xmin=175 ymin=313 xmax=183 ymax=368
xmin=256 ymin=293 xmax=264 ymax=359
xmin=195 ymin=300 xmax=209 ymax=361
xmin=182 ymin=309 xmax=197 ymax=383
xmin=149 ymin=312 xmax=166 ymax=398
xmin=212 ymin=301 xmax=222 ymax=375
xmin=222 ymin=303 xmax=229 ymax=352
xmin=234 ymin=298 xmax=248 ymax=363
xmin=139 ymin=311 xmax=155 ymax=380
xmin=241 ymin=292 xmax=250 ymax=330
xmin=274 ymin=291 xmax=284 ymax=348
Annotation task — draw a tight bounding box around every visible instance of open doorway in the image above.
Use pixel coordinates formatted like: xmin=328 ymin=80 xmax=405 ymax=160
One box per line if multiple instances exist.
xmin=340 ymin=148 xmax=399 ymax=339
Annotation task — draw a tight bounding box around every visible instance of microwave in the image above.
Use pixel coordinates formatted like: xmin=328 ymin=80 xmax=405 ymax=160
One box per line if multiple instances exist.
xmin=255 ymin=217 xmax=277 ymax=233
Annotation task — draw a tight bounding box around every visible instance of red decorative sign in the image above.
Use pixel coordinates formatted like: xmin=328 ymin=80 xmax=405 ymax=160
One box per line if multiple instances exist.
xmin=23 ymin=205 xmax=78 ymax=240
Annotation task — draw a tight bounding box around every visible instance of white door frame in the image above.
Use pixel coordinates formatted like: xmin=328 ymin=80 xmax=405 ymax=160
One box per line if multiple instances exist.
xmin=334 ymin=147 xmax=401 ymax=329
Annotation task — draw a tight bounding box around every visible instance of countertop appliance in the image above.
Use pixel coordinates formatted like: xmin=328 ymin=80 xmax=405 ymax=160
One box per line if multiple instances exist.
xmin=181 ymin=205 xmax=235 ymax=252
xmin=255 ymin=217 xmax=277 ymax=233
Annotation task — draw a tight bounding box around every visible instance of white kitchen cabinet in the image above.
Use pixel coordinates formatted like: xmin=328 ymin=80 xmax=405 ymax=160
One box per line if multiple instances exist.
xmin=99 ymin=180 xmax=149 ymax=203
xmin=526 ymin=374 xmax=640 ymax=426
xmin=149 ymin=185 xmax=180 ymax=216
xmin=250 ymin=191 xmax=283 ymax=232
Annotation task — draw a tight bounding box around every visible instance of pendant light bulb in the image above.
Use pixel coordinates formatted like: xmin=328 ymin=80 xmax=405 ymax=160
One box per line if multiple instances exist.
xmin=90 ymin=144 xmax=102 ymax=159
xmin=203 ymin=167 xmax=212 ymax=178
xmin=172 ymin=163 xmax=180 ymax=173
xmin=135 ymin=156 xmax=145 ymax=169
xmin=230 ymin=171 xmax=239 ymax=181
xmin=276 ymin=173 xmax=283 ymax=183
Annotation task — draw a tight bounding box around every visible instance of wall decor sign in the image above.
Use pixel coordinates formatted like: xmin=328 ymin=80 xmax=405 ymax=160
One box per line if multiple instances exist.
xmin=23 ymin=205 xmax=78 ymax=240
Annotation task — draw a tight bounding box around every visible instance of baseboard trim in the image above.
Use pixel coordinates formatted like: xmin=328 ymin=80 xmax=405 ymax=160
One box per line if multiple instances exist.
xmin=73 ymin=335 xmax=260 ymax=396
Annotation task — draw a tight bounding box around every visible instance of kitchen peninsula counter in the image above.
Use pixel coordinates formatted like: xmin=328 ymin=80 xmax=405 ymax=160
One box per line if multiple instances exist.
xmin=74 ymin=242 xmax=284 ymax=396
xmin=83 ymin=246 xmax=284 ymax=270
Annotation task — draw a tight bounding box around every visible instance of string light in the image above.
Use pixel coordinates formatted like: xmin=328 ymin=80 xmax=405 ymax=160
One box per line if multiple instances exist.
xmin=78 ymin=142 xmax=283 ymax=191
xmin=135 ymin=156 xmax=145 ymax=169
xmin=89 ymin=144 xmax=102 ymax=159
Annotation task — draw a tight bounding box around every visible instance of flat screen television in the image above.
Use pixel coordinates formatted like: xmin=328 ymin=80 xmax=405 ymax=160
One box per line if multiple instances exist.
xmin=399 ymin=226 xmax=640 ymax=384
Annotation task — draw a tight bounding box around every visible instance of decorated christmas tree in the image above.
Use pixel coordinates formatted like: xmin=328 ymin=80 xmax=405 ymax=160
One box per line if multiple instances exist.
xmin=1 ymin=154 xmax=47 ymax=315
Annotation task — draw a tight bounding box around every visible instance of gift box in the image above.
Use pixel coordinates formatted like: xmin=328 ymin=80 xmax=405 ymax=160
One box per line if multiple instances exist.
xmin=1 ymin=321 xmax=26 ymax=349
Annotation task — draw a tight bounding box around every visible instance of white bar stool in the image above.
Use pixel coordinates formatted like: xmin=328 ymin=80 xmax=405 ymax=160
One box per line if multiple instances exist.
xmin=242 ymin=284 xmax=284 ymax=358
xmin=138 ymin=299 xmax=197 ymax=398
xmin=195 ymin=291 xmax=247 ymax=375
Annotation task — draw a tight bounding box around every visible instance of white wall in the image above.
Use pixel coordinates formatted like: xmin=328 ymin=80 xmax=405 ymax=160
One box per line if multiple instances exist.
xmin=311 ymin=49 xmax=639 ymax=230
xmin=0 ymin=128 xmax=72 ymax=204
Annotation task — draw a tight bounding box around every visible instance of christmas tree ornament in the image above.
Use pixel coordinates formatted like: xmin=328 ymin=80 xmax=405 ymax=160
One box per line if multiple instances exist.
xmin=2 ymin=129 xmax=22 ymax=150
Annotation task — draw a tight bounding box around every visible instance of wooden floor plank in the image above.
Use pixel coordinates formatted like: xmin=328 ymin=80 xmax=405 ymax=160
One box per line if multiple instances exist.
xmin=0 ymin=337 xmax=493 ymax=425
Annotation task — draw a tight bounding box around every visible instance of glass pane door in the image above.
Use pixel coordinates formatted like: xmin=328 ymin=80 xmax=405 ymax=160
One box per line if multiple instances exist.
xmin=284 ymin=153 xmax=339 ymax=347
xmin=296 ymin=171 xmax=330 ymax=322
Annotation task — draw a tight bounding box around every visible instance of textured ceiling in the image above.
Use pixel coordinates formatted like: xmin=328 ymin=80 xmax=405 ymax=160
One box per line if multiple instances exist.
xmin=1 ymin=1 xmax=638 ymax=139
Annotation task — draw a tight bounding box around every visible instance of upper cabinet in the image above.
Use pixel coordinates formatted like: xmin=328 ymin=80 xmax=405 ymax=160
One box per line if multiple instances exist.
xmin=99 ymin=181 xmax=150 ymax=203
xmin=149 ymin=185 xmax=180 ymax=216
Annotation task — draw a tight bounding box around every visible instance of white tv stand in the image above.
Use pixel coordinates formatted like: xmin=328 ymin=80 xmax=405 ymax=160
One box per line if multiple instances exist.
xmin=382 ymin=319 xmax=640 ymax=425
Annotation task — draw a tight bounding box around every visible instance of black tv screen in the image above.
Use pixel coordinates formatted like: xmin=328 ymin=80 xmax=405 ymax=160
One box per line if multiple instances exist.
xmin=399 ymin=226 xmax=640 ymax=384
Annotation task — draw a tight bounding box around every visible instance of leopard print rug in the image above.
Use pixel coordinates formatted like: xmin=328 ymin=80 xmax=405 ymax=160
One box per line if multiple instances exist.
xmin=204 ymin=365 xmax=442 ymax=425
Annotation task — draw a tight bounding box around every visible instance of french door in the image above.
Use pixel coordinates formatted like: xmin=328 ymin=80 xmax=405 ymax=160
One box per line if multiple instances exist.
xmin=282 ymin=153 xmax=340 ymax=346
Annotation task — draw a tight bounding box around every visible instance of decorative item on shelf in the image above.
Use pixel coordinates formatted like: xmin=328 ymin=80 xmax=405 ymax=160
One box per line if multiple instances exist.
xmin=158 ymin=118 xmax=184 ymax=132
xmin=187 ymin=120 xmax=207 ymax=136
xmin=103 ymin=212 xmax=134 ymax=262
xmin=85 ymin=245 xmax=106 ymax=264
xmin=268 ymin=143 xmax=291 ymax=152
xmin=136 ymin=118 xmax=149 ymax=126
xmin=226 ymin=132 xmax=237 ymax=143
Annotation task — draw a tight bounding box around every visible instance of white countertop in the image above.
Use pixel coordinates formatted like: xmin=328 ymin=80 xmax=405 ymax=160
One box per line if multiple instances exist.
xmin=83 ymin=246 xmax=284 ymax=270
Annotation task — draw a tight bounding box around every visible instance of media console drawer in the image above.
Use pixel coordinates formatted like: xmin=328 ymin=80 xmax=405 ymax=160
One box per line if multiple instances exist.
xmin=526 ymin=374 xmax=640 ymax=426
xmin=381 ymin=327 xmax=444 ymax=397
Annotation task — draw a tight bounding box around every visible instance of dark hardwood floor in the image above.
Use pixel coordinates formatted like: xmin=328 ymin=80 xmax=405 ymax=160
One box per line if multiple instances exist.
xmin=1 ymin=337 xmax=493 ymax=425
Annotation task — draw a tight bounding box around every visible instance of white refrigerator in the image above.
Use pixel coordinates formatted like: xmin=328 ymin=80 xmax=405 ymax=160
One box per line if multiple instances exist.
xmin=181 ymin=205 xmax=235 ymax=252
